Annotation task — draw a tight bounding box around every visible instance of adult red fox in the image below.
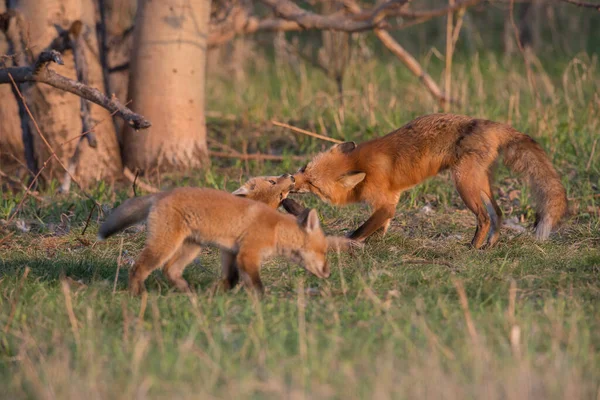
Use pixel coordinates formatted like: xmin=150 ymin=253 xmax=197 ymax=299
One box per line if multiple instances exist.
xmin=291 ymin=113 xmax=568 ymax=248
xmin=98 ymin=187 xmax=341 ymax=295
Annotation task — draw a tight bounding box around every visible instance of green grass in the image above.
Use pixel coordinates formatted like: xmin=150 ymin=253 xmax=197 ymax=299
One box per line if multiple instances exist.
xmin=1 ymin=50 xmax=600 ymax=398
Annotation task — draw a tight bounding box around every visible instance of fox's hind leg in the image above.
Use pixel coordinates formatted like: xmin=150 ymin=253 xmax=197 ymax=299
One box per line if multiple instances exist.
xmin=483 ymin=170 xmax=503 ymax=247
xmin=453 ymin=163 xmax=496 ymax=249
xmin=219 ymin=250 xmax=240 ymax=291
xmin=162 ymin=241 xmax=201 ymax=292
xmin=129 ymin=218 xmax=187 ymax=295
xmin=235 ymin=249 xmax=264 ymax=295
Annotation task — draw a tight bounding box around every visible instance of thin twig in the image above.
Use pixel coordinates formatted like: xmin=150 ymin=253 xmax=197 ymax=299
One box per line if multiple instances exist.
xmin=207 ymin=137 xmax=242 ymax=155
xmin=113 ymin=237 xmax=124 ymax=295
xmin=271 ymin=120 xmax=342 ymax=143
xmin=123 ymin=167 xmax=160 ymax=193
xmin=6 ymin=152 xmax=56 ymax=225
xmin=132 ymin=170 xmax=139 ymax=197
xmin=81 ymin=202 xmax=96 ymax=236
xmin=8 ymin=72 xmax=101 ymax=208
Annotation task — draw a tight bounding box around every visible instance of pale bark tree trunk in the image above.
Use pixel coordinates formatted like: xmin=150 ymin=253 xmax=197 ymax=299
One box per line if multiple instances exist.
xmin=9 ymin=0 xmax=122 ymax=187
xmin=122 ymin=0 xmax=210 ymax=173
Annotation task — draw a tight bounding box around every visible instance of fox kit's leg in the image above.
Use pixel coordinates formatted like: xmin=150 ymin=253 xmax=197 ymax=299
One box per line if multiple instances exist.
xmin=347 ymin=203 xmax=397 ymax=242
xmin=453 ymin=164 xmax=497 ymax=249
xmin=235 ymin=248 xmax=264 ymax=295
xmin=220 ymin=250 xmax=240 ymax=291
xmin=162 ymin=241 xmax=201 ymax=292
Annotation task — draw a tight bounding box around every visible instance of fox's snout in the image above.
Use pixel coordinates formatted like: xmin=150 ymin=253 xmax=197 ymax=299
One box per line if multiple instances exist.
xmin=280 ymin=173 xmax=294 ymax=183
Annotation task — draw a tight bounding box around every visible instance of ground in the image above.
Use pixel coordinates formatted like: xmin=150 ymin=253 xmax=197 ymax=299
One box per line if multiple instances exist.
xmin=1 ymin=53 xmax=599 ymax=398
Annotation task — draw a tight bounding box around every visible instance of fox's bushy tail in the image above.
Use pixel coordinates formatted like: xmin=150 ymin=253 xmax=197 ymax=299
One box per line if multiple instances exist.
xmin=98 ymin=193 xmax=165 ymax=240
xmin=502 ymin=131 xmax=568 ymax=240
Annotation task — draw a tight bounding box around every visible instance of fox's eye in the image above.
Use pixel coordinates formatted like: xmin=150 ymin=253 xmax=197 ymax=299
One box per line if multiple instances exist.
xmin=268 ymin=180 xmax=277 ymax=185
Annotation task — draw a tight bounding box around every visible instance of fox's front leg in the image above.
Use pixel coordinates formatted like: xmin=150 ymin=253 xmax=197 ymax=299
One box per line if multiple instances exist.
xmin=347 ymin=204 xmax=396 ymax=242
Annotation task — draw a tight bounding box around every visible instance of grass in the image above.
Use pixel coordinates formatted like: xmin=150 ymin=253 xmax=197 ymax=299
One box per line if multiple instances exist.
xmin=1 ymin=46 xmax=600 ymax=398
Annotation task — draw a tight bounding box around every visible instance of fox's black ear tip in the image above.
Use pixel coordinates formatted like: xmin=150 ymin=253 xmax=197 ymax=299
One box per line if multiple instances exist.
xmin=336 ymin=141 xmax=357 ymax=154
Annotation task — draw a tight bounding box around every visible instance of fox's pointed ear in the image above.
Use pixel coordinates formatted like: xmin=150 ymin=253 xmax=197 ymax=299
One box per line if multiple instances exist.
xmin=338 ymin=171 xmax=366 ymax=189
xmin=333 ymin=141 xmax=357 ymax=154
xmin=298 ymin=208 xmax=320 ymax=233
xmin=232 ymin=186 xmax=250 ymax=197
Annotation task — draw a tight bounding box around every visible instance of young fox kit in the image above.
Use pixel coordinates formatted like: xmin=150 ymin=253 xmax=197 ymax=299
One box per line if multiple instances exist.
xmin=98 ymin=187 xmax=336 ymax=295
xmin=232 ymin=174 xmax=296 ymax=208
xmin=292 ymin=113 xmax=568 ymax=249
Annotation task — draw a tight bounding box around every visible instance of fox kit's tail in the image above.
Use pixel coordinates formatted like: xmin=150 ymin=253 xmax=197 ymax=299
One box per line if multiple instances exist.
xmin=502 ymin=131 xmax=568 ymax=239
xmin=98 ymin=193 xmax=165 ymax=240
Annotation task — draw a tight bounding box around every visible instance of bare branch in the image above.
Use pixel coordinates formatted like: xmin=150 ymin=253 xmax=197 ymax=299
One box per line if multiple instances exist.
xmin=258 ymin=0 xmax=408 ymax=31
xmin=0 ymin=50 xmax=151 ymax=130
xmin=393 ymin=0 xmax=482 ymax=19
xmin=559 ymin=0 xmax=600 ymax=10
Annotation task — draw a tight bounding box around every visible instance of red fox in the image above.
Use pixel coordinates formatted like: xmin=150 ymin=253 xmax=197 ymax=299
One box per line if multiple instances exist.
xmin=291 ymin=113 xmax=568 ymax=249
xmin=97 ymin=187 xmax=341 ymax=295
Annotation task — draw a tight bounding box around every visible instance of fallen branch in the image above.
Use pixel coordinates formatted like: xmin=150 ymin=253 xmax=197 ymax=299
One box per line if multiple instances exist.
xmin=559 ymin=0 xmax=600 ymax=10
xmin=271 ymin=120 xmax=342 ymax=143
xmin=0 ymin=50 xmax=151 ymax=130
xmin=209 ymin=151 xmax=308 ymax=161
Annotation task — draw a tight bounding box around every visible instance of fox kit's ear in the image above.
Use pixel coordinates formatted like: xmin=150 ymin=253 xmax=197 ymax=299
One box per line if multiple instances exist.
xmin=338 ymin=171 xmax=366 ymax=189
xmin=232 ymin=186 xmax=250 ymax=197
xmin=333 ymin=141 xmax=357 ymax=154
xmin=298 ymin=208 xmax=320 ymax=233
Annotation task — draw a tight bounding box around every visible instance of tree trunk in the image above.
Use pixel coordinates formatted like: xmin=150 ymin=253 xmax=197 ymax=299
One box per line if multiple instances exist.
xmin=0 ymin=2 xmax=24 ymax=174
xmin=104 ymin=0 xmax=136 ymax=140
xmin=122 ymin=0 xmax=210 ymax=174
xmin=9 ymin=0 xmax=122 ymax=187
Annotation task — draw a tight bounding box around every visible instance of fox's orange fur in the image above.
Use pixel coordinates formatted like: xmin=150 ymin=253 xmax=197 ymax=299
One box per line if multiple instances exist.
xmin=98 ymin=187 xmax=341 ymax=295
xmin=292 ymin=113 xmax=568 ymax=248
